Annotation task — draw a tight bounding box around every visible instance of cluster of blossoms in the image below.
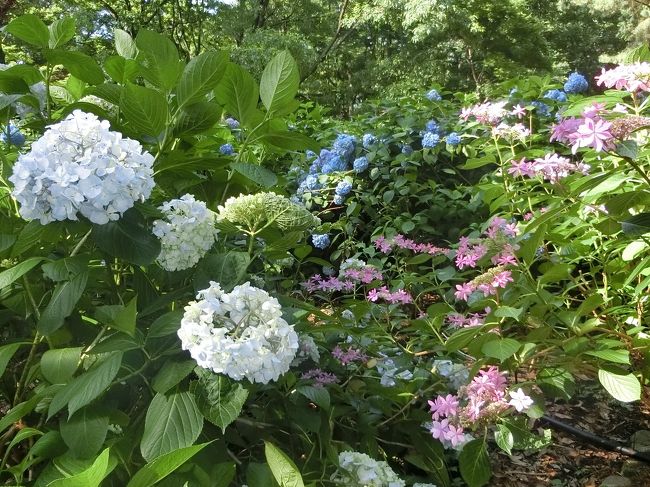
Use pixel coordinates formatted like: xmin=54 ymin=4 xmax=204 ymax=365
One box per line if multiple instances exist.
xmin=454 ymin=217 xmax=518 ymax=270
xmin=224 ymin=117 xmax=240 ymax=130
xmin=374 ymin=234 xmax=449 ymax=256
xmin=367 ymin=286 xmax=413 ymax=305
xmin=433 ymin=360 xmax=469 ymax=390
xmin=508 ymin=153 xmax=590 ymax=183
xmin=362 ymin=133 xmax=378 ymax=148
xmin=311 ymin=233 xmax=331 ymax=250
xmin=178 ymin=282 xmax=299 ymax=384
xmin=460 ymin=101 xmax=508 ymax=125
xmin=9 ymin=110 xmax=154 ymax=224
xmin=491 ymin=122 xmax=530 ymax=142
xmin=595 ymin=62 xmax=650 ymax=93
xmin=454 ymin=266 xmax=514 ymax=301
xmin=428 ymin=367 xmax=533 ymax=449
xmin=333 ymin=451 xmax=405 ymax=487
xmin=303 ymin=258 xmax=383 ymax=292
xmin=376 ymin=356 xmax=413 ymax=387
xmin=543 ymin=89 xmax=568 ymax=103
xmin=301 ymin=368 xmax=338 ymax=387
xmin=332 ymin=345 xmax=368 ymax=365
xmin=292 ymin=334 xmax=320 ymax=366
xmin=219 ymin=143 xmax=235 ymax=155
xmin=152 ymin=194 xmax=219 ymax=271
xmin=1 ymin=124 xmax=25 ymax=147
xmin=446 ymin=308 xmax=491 ymax=328
xmin=564 ymin=72 xmax=589 ymax=94
xmin=426 ymin=88 xmax=442 ymax=102
xmin=551 ymin=103 xmax=616 ymax=154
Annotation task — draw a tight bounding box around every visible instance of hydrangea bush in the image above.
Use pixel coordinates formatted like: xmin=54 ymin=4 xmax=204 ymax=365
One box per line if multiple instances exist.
xmin=2 ymin=13 xmax=650 ymax=487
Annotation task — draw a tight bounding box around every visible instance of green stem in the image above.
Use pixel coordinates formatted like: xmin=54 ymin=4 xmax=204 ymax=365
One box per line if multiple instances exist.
xmin=70 ymin=229 xmax=92 ymax=257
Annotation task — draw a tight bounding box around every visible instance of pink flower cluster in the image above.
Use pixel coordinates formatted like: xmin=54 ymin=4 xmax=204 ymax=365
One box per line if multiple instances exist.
xmin=508 ymin=153 xmax=590 ymax=184
xmin=428 ymin=366 xmax=514 ymax=448
xmin=551 ymin=104 xmax=615 ymax=154
xmin=455 ymin=217 xmax=518 ymax=270
xmin=460 ymin=101 xmax=508 ymax=125
xmin=367 ymin=286 xmax=413 ymax=305
xmin=595 ymin=63 xmax=650 ymax=93
xmin=301 ymin=368 xmax=339 ymax=388
xmin=374 ymin=235 xmax=449 ymax=256
xmin=332 ymin=345 xmax=368 ymax=365
xmin=454 ymin=268 xmax=514 ymax=302
xmin=446 ymin=308 xmax=491 ymax=328
xmin=303 ymin=265 xmax=383 ymax=293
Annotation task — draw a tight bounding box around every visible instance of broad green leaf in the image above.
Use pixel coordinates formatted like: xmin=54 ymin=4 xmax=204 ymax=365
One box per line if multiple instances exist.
xmin=6 ymin=427 xmax=42 ymax=456
xmin=481 ymin=338 xmax=521 ymax=361
xmin=104 ymin=56 xmax=139 ymax=84
xmin=295 ymin=386 xmax=330 ymax=410
xmin=622 ymin=212 xmax=650 ymax=236
xmin=0 ymin=391 xmax=47 ymax=433
xmin=140 ymin=392 xmax=203 ymax=462
xmin=94 ymin=297 xmax=138 ymax=336
xmin=45 ymin=49 xmax=104 ymax=85
xmin=493 ymin=306 xmax=524 ymax=321
xmin=191 ymin=370 xmax=248 ymax=433
xmin=622 ymin=241 xmax=648 ymax=261
xmin=47 ymin=448 xmax=112 ymax=487
xmin=494 ymin=424 xmax=514 ymax=455
xmin=85 ymin=83 xmax=122 ymax=106
xmin=127 ymin=443 xmax=210 ymax=487
xmin=48 ymin=351 xmax=123 ymax=419
xmin=264 ymin=442 xmax=304 ymax=487
xmin=598 ymin=368 xmax=641 ymax=402
xmin=6 ymin=14 xmax=49 ymax=48
xmin=0 ymin=257 xmax=45 ymax=290
xmin=616 ymin=140 xmax=639 ymax=160
xmin=42 ymin=255 xmax=89 ymax=282
xmin=260 ymin=51 xmax=300 ymax=114
xmin=60 ymin=407 xmax=109 ymax=459
xmin=92 ymin=208 xmax=161 ymax=266
xmin=11 ymin=220 xmax=46 ymax=256
xmin=231 ymin=162 xmax=278 ymax=187
xmin=40 ymin=347 xmax=82 ymax=384
xmin=152 ymin=359 xmax=196 ymax=394
xmin=585 ymin=349 xmax=630 ymax=364
xmin=0 ymin=342 xmax=29 ymax=377
xmin=135 ymin=30 xmax=184 ymax=91
xmin=537 ymin=367 xmax=575 ymax=400
xmin=48 ymin=17 xmax=75 ymax=48
xmin=114 ymin=28 xmax=137 ymax=59
xmin=214 ymin=63 xmax=259 ymax=127
xmin=146 ymin=310 xmax=184 ymax=339
xmin=261 ymin=131 xmax=319 ymax=151
xmin=503 ymin=417 xmax=552 ymax=450
xmin=193 ymin=252 xmax=250 ymax=292
xmin=177 ymin=50 xmax=228 ymax=106
xmin=445 ymin=327 xmax=481 ymax=352
xmin=174 ymin=101 xmax=222 ymax=135
xmin=38 ymin=270 xmax=89 ymax=335
xmin=120 ymin=82 xmax=167 ymax=137
xmin=458 ymin=439 xmax=491 ymax=487
xmin=247 ymin=463 xmax=278 ymax=487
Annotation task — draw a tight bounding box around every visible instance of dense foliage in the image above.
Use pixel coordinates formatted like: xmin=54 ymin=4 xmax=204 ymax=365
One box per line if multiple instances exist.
xmin=2 ymin=10 xmax=650 ymax=487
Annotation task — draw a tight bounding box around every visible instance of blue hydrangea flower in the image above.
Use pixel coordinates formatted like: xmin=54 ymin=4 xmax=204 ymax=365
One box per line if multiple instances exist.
xmin=446 ymin=132 xmax=461 ymax=146
xmin=311 ymin=233 xmax=330 ymax=249
xmin=362 ymin=133 xmax=377 ymax=148
xmin=531 ymin=101 xmax=551 ymax=117
xmin=303 ymin=175 xmax=321 ymax=191
xmin=425 ymin=119 xmax=439 ymax=132
xmin=353 ymin=156 xmax=369 ymax=173
xmin=333 ymin=195 xmax=345 ymax=205
xmin=426 ymin=89 xmax=442 ymax=101
xmin=422 ymin=132 xmax=440 ymax=148
xmin=1 ymin=125 xmax=25 ymax=147
xmin=322 ymin=154 xmax=347 ymax=174
xmin=564 ymin=72 xmax=588 ymax=94
xmin=335 ymin=181 xmax=352 ymax=196
xmin=322 ymin=266 xmax=336 ymax=276
xmin=509 ymin=87 xmax=519 ymax=98
xmin=219 ymin=143 xmax=234 ymax=155
xmin=332 ymin=134 xmax=356 ymax=159
xmin=224 ymin=117 xmax=240 ymax=129
xmin=543 ymin=89 xmax=567 ymax=103
xmin=306 ymin=150 xmax=317 ymax=159
xmin=401 ymin=144 xmax=413 ymax=155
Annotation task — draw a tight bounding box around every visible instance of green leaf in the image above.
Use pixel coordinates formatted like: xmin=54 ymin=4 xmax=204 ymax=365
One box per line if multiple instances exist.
xmin=47 ymin=448 xmax=112 ymax=487
xmin=193 ymin=252 xmax=250 ymax=292
xmin=261 ymin=131 xmax=319 ymax=151
xmin=247 ymin=463 xmax=278 ymax=487
xmin=445 ymin=327 xmax=481 ymax=352
xmin=0 ymin=342 xmax=29 ymax=377
xmin=295 ymin=386 xmax=330 ymax=410
xmin=177 ymin=50 xmax=228 ymax=107
xmin=214 ymin=63 xmax=259 ymax=127
xmin=114 ymin=28 xmax=137 ymax=59
xmin=38 ymin=270 xmax=89 ymax=335
xmin=260 ymin=51 xmax=300 ymax=114
xmin=120 ymin=82 xmax=167 ymax=137
xmin=231 ymin=162 xmax=278 ymax=188
xmin=585 ymin=349 xmax=630 ymax=364
xmin=598 ymin=368 xmax=641 ymax=402
xmin=135 ymin=30 xmax=184 ymax=91
xmin=616 ymin=140 xmax=639 ymax=160
xmin=40 ymin=347 xmax=82 ymax=384
xmin=92 ymin=208 xmax=161 ymax=266
xmin=264 ymin=442 xmax=304 ymax=487
xmin=0 ymin=392 xmax=47 ymax=434
xmin=174 ymin=101 xmax=222 ymax=135
xmin=94 ymin=297 xmax=138 ymax=336
xmin=5 ymin=14 xmax=49 ymax=48
xmin=493 ymin=306 xmax=524 ymax=321
xmin=494 ymin=424 xmax=514 ymax=455
xmin=537 ymin=367 xmax=575 ymax=400
xmin=481 ymin=338 xmax=521 ymax=361
xmin=191 ymin=370 xmax=248 ymax=433
xmin=152 ymin=359 xmax=196 ymax=394
xmin=0 ymin=257 xmax=45 ymax=290
xmin=85 ymin=82 xmax=122 ymax=106
xmin=48 ymin=17 xmax=76 ymax=48
xmin=622 ymin=212 xmax=650 ymax=236
xmin=42 ymin=255 xmax=89 ymax=282
xmin=45 ymin=49 xmax=104 ymax=85
xmin=60 ymin=407 xmax=110 ymax=459
xmin=622 ymin=241 xmax=648 ymax=261
xmin=147 ymin=310 xmax=184 ymax=339
xmin=140 ymin=392 xmax=203 ymax=462
xmin=127 ymin=443 xmax=210 ymax=487
xmin=103 ymin=56 xmax=139 ymax=84
xmin=48 ymin=351 xmax=123 ymax=419
xmin=458 ymin=439 xmax=491 ymax=487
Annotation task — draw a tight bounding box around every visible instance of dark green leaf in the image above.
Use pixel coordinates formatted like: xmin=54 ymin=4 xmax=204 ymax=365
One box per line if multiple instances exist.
xmin=177 ymin=50 xmax=228 ymax=106
xmin=47 ymin=448 xmax=112 ymax=487
xmin=0 ymin=256 xmax=44 ymax=290
xmin=622 ymin=212 xmax=650 ymax=236
xmin=152 ymin=359 xmax=196 ymax=394
xmin=120 ymin=82 xmax=167 ymax=137
xmin=264 ymin=441 xmax=304 ymax=487
xmin=481 ymin=338 xmax=521 ymax=361
xmin=147 ymin=310 xmax=183 ymax=339
xmin=616 ymin=140 xmax=639 ymax=160
xmin=48 ymin=17 xmax=76 ymax=48
xmin=174 ymin=101 xmax=222 ymax=135
xmin=60 ymin=407 xmax=109 ymax=459
xmin=38 ymin=269 xmax=89 ymax=335
xmin=45 ymin=49 xmax=104 ymax=85
xmin=261 ymin=130 xmax=319 ymax=151
xmin=127 ymin=443 xmax=210 ymax=487
xmin=0 ymin=342 xmax=29 ymax=377
xmin=214 ymin=63 xmax=259 ymax=127
xmin=191 ymin=370 xmax=248 ymax=433
xmin=135 ymin=30 xmax=184 ymax=91
xmin=193 ymin=252 xmax=250 ymax=292
xmin=231 ymin=162 xmax=278 ymax=187
xmin=5 ymin=14 xmax=49 ymax=48
xmin=459 ymin=439 xmax=491 ymax=487
xmin=40 ymin=347 xmax=82 ymax=384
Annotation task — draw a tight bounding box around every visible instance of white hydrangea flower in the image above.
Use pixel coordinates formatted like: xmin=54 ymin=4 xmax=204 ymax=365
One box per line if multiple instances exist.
xmin=9 ymin=110 xmax=154 ymax=225
xmin=376 ymin=358 xmax=413 ymax=387
xmin=339 ymin=258 xmax=366 ymax=275
xmin=333 ymin=451 xmax=405 ymax=487
xmin=292 ymin=334 xmax=320 ymax=366
xmin=178 ymin=282 xmax=299 ymax=384
xmin=152 ymin=194 xmax=219 ymax=271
